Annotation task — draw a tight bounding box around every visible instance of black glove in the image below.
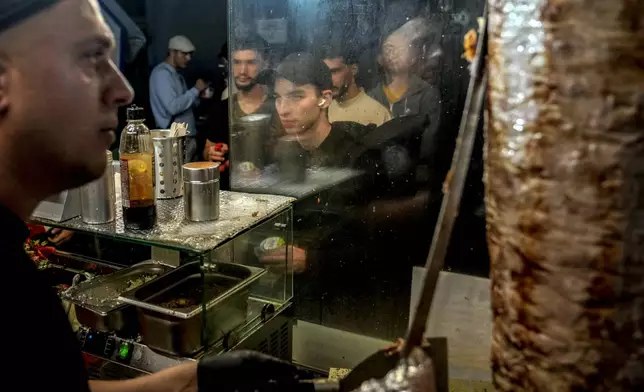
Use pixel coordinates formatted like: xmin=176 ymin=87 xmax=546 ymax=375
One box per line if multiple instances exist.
xmin=198 ymin=350 xmax=304 ymax=392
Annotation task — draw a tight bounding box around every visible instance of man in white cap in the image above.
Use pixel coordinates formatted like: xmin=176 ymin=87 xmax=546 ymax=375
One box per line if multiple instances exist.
xmin=0 ymin=1 xmax=304 ymax=391
xmin=149 ymin=35 xmax=207 ymax=162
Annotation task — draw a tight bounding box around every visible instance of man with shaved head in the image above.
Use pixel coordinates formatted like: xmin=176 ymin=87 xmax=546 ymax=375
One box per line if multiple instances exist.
xmin=1 ymin=1 xmax=299 ymax=391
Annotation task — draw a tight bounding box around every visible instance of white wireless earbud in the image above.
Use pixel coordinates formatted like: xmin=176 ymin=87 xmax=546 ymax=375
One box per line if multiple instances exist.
xmin=318 ymin=99 xmax=327 ymax=107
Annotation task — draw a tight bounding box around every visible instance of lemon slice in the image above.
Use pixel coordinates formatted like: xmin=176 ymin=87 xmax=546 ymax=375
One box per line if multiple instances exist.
xmin=128 ymin=159 xmax=147 ymax=174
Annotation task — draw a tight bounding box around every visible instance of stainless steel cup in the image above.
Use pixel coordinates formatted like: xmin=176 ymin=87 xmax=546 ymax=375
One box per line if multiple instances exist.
xmin=231 ymin=114 xmax=271 ymax=171
xmin=80 ymin=150 xmax=116 ymax=224
xmin=183 ymin=162 xmax=220 ymax=222
xmin=276 ymin=135 xmax=307 ymax=183
xmin=152 ymin=129 xmax=185 ymax=199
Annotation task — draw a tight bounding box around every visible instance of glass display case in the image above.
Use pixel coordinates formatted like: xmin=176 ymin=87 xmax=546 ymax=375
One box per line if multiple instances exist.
xmin=31 ymin=167 xmax=296 ymax=375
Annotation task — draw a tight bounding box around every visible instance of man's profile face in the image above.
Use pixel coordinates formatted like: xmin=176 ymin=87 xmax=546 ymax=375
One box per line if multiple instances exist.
xmin=0 ymin=0 xmax=133 ymax=195
xmin=171 ymin=50 xmax=192 ymax=69
xmin=232 ymin=49 xmax=262 ymax=91
xmin=274 ymin=78 xmax=326 ymax=137
xmin=322 ymin=57 xmax=355 ymax=99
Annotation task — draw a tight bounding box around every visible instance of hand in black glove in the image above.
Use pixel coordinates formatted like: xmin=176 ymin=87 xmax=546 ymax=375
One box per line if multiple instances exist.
xmin=198 ymin=350 xmax=304 ymax=392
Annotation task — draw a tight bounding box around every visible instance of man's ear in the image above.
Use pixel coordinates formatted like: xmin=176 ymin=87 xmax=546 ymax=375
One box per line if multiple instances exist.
xmin=0 ymin=61 xmax=9 ymax=113
xmin=350 ymin=64 xmax=358 ymax=77
xmin=319 ymin=90 xmax=333 ymax=109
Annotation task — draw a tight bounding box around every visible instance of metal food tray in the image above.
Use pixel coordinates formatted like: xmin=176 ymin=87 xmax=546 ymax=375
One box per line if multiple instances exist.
xmin=63 ymin=261 xmax=174 ymax=333
xmin=119 ymin=261 xmax=265 ymax=356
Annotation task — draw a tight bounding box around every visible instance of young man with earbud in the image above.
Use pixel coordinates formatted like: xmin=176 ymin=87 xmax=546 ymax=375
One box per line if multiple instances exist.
xmin=273 ymin=52 xmax=372 ymax=168
xmin=270 ymin=53 xmax=429 ymax=332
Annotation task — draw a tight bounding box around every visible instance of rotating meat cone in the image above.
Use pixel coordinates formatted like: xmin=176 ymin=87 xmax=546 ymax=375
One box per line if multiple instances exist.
xmin=486 ymin=0 xmax=644 ymax=390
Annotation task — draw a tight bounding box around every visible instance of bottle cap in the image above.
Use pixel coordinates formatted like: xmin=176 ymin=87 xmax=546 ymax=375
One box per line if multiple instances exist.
xmin=126 ymin=105 xmax=145 ymax=121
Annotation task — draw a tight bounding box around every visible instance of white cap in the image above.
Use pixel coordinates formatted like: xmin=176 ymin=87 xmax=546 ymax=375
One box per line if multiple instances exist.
xmin=168 ymin=35 xmax=196 ymax=53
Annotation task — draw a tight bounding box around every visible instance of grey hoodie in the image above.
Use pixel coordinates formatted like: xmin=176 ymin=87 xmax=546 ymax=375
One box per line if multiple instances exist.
xmin=368 ymin=75 xmax=442 ymax=159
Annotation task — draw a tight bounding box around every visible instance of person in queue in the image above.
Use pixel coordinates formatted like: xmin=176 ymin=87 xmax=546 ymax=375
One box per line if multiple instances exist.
xmin=319 ymin=44 xmax=391 ymax=127
xmin=272 ymin=53 xmax=442 ymax=335
xmin=274 ymin=52 xmax=372 ymax=167
xmin=203 ymin=33 xmax=280 ymax=188
xmin=260 ymin=52 xmax=377 ymax=275
xmin=368 ymin=17 xmax=441 ymax=157
xmin=0 ymin=1 xmax=307 ymax=391
xmin=149 ymin=35 xmax=208 ymax=163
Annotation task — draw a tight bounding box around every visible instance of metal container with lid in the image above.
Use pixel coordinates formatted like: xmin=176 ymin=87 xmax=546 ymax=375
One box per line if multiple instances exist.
xmin=151 ymin=129 xmax=185 ymax=199
xmin=80 ymin=150 xmax=116 ymax=224
xmin=118 ymin=261 xmax=265 ymax=356
xmin=183 ymin=162 xmax=220 ymax=222
xmin=276 ymin=135 xmax=307 ymax=183
xmin=62 ymin=261 xmax=174 ymax=334
xmin=231 ymin=113 xmax=271 ymax=171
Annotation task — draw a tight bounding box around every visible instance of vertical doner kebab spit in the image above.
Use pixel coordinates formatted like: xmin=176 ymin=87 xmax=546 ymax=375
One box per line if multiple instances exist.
xmin=487 ymin=0 xmax=644 ymax=390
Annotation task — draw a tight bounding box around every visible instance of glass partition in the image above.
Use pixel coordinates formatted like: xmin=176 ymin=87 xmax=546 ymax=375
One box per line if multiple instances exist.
xmin=223 ymin=0 xmax=486 ymax=340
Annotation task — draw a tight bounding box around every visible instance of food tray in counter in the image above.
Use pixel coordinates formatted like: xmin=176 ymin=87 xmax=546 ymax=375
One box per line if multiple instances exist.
xmin=119 ymin=261 xmax=266 ymax=356
xmin=63 ymin=261 xmax=174 ymax=333
xmin=32 ymin=190 xmax=294 ymax=254
xmin=39 ymin=251 xmax=121 ymax=294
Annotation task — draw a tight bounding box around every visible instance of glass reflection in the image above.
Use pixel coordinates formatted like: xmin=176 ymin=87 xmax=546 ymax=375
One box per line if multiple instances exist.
xmin=224 ymin=1 xmax=460 ymax=339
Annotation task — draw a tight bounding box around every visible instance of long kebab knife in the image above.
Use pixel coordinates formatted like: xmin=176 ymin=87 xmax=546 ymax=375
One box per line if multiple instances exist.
xmin=402 ymin=5 xmax=489 ymax=359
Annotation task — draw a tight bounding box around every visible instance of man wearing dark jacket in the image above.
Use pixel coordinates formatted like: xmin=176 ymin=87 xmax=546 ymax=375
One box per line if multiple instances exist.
xmin=368 ymin=17 xmax=442 ymax=159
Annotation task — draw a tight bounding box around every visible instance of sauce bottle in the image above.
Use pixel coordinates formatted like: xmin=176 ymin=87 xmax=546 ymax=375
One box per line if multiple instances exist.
xmin=119 ymin=105 xmax=156 ymax=230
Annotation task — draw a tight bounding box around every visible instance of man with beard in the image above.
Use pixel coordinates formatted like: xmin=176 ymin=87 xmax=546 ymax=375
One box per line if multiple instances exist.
xmin=0 ymin=1 xmax=311 ymax=391
xmin=203 ymin=34 xmax=281 ymax=188
xmin=320 ymin=44 xmax=391 ymax=127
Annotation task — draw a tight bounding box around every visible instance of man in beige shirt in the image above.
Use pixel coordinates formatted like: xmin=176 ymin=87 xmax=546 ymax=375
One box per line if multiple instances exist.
xmin=321 ymin=45 xmax=392 ymax=126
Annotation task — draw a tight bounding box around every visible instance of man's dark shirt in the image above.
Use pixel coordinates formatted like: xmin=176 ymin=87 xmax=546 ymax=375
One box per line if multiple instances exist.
xmin=307 ymin=121 xmax=372 ymax=168
xmin=2 ymin=205 xmax=90 ymax=391
xmin=292 ymin=118 xmax=440 ymax=338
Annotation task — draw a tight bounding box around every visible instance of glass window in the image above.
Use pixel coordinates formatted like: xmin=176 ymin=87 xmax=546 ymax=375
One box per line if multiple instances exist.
xmin=219 ymin=0 xmax=487 ymax=341
xmin=123 ymin=0 xmax=486 ymax=342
